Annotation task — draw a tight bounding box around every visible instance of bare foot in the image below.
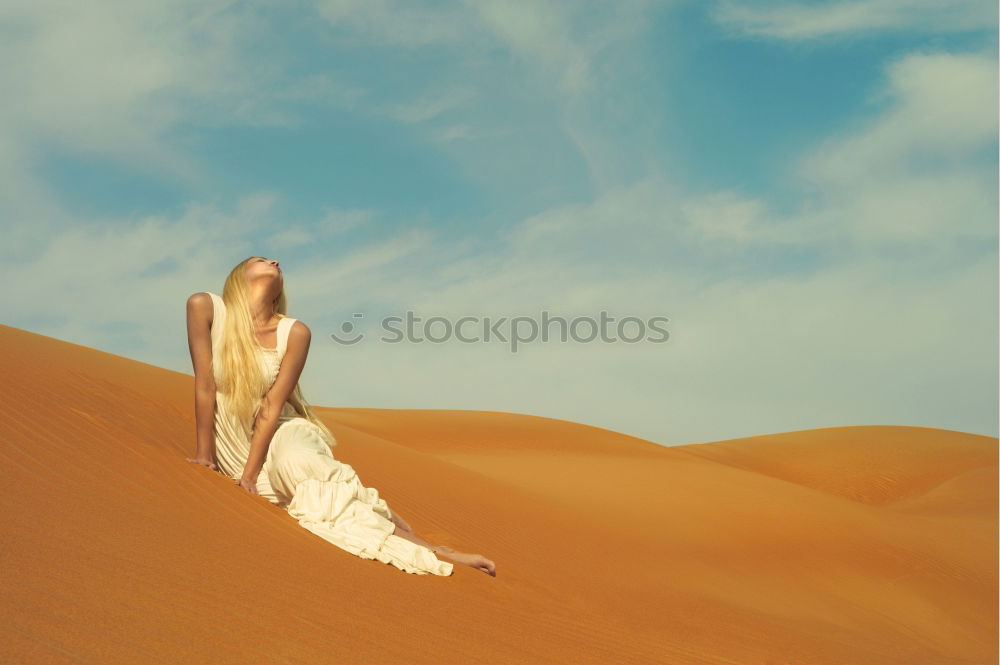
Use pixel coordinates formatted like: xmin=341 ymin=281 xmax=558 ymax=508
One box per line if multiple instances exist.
xmin=436 ymin=548 xmax=496 ymax=576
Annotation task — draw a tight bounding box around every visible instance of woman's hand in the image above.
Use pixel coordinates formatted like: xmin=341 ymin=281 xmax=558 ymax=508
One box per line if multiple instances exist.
xmin=235 ymin=476 xmax=260 ymax=495
xmin=186 ymin=457 xmax=219 ymax=471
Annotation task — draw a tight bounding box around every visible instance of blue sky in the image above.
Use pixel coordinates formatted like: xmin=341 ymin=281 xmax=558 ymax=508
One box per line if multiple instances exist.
xmin=2 ymin=0 xmax=997 ymax=445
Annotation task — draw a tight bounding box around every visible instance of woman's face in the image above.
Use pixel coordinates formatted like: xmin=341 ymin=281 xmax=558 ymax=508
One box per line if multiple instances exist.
xmin=246 ymin=256 xmax=282 ymax=285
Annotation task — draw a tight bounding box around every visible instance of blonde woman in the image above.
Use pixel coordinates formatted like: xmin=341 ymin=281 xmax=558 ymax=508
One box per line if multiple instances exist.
xmin=185 ymin=256 xmax=496 ymax=577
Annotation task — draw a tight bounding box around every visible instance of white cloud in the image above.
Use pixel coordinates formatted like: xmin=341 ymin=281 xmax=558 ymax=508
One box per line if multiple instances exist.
xmin=266 ymin=227 xmax=318 ymax=250
xmin=0 ymin=0 xmax=358 ymax=269
xmin=802 ymin=51 xmax=997 ymax=179
xmin=1 ymin=191 xmax=437 ymax=383
xmin=280 ymin=173 xmax=994 ymax=444
xmin=0 ymin=0 xmax=283 ymax=174
xmin=314 ymin=0 xmax=481 ymax=47
xmin=312 ymin=0 xmax=660 ymax=97
xmin=308 ymin=0 xmax=663 ymax=193
xmin=289 ymin=46 xmax=998 ymax=443
xmin=3 ymin=192 xmax=274 ymax=354
xmin=380 ymin=88 xmax=476 ymax=124
xmin=464 ymin=2 xmax=593 ymax=96
xmin=275 ymin=72 xmax=372 ymax=111
xmin=680 ymin=192 xmax=772 ymax=242
xmin=711 ymin=0 xmax=997 ymax=40
xmin=318 ymin=179 xmax=995 ymax=444
xmin=435 ymin=125 xmax=475 ymax=142
xmin=795 ymin=49 xmax=998 ymax=245
xmin=315 ymin=208 xmax=379 ymax=234
xmin=2 ymin=3 xmax=994 ymax=445
xmin=286 ymin=227 xmax=438 ymax=305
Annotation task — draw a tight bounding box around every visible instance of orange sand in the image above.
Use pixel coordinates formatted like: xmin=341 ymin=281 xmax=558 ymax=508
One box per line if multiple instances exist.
xmin=0 ymin=322 xmax=996 ymax=665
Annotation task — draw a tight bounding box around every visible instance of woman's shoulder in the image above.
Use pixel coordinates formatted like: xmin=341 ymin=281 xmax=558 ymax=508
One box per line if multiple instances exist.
xmin=188 ymin=291 xmax=223 ymax=308
xmin=187 ymin=291 xmax=213 ymax=306
xmin=282 ymin=318 xmax=312 ymax=348
xmin=286 ymin=318 xmax=311 ymax=337
xmin=186 ymin=292 xmax=216 ymax=319
xmin=187 ymin=292 xmax=224 ymax=331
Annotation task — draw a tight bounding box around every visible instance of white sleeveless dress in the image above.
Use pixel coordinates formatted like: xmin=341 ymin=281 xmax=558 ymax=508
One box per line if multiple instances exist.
xmin=203 ymin=292 xmax=453 ymax=576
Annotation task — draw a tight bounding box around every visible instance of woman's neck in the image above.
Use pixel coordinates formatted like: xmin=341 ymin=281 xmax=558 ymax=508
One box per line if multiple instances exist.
xmin=247 ymin=286 xmax=279 ymax=326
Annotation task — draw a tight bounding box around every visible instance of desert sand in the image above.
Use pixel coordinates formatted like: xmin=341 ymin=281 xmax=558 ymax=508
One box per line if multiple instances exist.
xmin=0 ymin=322 xmax=996 ymax=665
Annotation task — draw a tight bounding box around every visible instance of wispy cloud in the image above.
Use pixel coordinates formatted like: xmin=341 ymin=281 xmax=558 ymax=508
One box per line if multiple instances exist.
xmin=795 ymin=49 xmax=998 ymax=246
xmin=328 ymin=45 xmax=997 ymax=443
xmin=2 ymin=1 xmax=994 ymax=444
xmin=0 ymin=0 xmax=333 ymax=261
xmin=313 ymin=0 xmax=656 ymax=99
xmin=711 ymin=0 xmax=997 ymax=40
xmin=0 ymin=1 xmax=286 ymax=173
xmin=314 ymin=0 xmax=481 ymax=47
xmin=380 ymin=88 xmax=477 ymax=124
xmin=315 ymin=208 xmax=379 ymax=234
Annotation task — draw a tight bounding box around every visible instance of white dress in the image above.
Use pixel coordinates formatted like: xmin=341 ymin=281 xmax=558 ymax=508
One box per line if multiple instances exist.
xmin=203 ymin=292 xmax=453 ymax=576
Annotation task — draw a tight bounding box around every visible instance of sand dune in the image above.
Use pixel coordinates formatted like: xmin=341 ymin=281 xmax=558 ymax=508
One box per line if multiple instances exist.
xmin=1 ymin=322 xmax=996 ymax=665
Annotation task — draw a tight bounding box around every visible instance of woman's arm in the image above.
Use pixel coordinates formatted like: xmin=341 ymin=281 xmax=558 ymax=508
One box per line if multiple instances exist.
xmin=186 ymin=292 xmax=218 ymax=468
xmin=240 ymin=320 xmax=312 ymax=487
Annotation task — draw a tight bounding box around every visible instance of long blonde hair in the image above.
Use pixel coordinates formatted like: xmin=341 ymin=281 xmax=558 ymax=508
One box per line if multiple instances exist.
xmin=215 ymin=256 xmax=337 ymax=449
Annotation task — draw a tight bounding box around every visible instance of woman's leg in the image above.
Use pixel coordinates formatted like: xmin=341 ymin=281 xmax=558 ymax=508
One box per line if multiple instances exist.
xmin=387 ymin=508 xmax=413 ymax=534
xmin=390 ymin=524 xmax=496 ymax=576
xmin=390 ymin=523 xmax=443 ymax=552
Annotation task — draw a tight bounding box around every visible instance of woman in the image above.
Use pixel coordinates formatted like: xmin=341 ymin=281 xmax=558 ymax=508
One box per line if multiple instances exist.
xmin=185 ymin=255 xmax=496 ymax=577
